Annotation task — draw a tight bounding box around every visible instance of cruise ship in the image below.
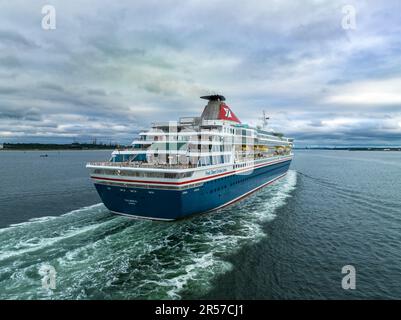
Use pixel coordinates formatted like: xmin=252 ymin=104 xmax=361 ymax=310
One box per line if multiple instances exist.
xmin=86 ymin=95 xmax=293 ymax=221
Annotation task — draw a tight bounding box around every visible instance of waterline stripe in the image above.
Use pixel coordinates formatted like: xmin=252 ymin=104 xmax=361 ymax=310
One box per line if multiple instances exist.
xmin=110 ymin=211 xmax=174 ymax=222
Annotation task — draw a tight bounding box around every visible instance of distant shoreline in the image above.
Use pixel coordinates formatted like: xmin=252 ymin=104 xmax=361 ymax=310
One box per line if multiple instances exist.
xmin=0 ymin=143 xmax=126 ymax=152
xmin=2 ymin=145 xmax=400 ymax=152
xmin=294 ymin=147 xmax=401 ymax=151
xmin=0 ymin=149 xmax=116 ymax=152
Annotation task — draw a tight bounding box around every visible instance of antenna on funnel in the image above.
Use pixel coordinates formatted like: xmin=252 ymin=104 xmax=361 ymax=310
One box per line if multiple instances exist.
xmin=200 ymin=94 xmax=226 ymax=102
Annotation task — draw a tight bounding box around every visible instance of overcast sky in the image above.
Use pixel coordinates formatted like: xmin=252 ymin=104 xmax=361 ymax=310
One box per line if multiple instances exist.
xmin=1 ymin=0 xmax=401 ymax=146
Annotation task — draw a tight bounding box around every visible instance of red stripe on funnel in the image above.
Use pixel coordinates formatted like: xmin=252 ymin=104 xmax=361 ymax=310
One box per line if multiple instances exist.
xmin=218 ymin=103 xmax=241 ymax=123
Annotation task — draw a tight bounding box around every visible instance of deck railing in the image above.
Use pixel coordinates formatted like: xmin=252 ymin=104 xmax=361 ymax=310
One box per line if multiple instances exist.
xmin=87 ymin=161 xmax=198 ymax=169
xmin=87 ymin=153 xmax=293 ymax=170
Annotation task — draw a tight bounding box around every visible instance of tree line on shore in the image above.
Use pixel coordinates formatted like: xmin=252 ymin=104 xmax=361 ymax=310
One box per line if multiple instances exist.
xmin=1 ymin=143 xmax=124 ymax=150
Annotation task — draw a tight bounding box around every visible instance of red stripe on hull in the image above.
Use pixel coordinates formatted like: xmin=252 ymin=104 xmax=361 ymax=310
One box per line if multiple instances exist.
xmin=91 ymin=157 xmax=292 ymax=186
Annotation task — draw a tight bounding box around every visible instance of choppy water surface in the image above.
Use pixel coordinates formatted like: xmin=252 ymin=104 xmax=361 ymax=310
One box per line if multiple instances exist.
xmin=0 ymin=150 xmax=401 ymax=299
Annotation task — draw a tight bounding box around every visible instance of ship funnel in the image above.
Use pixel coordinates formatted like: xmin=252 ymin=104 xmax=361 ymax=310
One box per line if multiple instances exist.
xmin=200 ymin=95 xmax=240 ymax=123
xmin=200 ymin=94 xmax=226 ymax=101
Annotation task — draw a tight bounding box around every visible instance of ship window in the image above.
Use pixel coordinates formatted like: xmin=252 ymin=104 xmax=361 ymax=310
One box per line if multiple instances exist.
xmin=164 ymin=173 xmax=177 ymax=179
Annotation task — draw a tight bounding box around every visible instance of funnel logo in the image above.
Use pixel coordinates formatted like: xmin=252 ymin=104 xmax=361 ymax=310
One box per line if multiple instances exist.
xmin=218 ymin=104 xmax=241 ymax=123
xmin=223 ymin=107 xmax=232 ymax=118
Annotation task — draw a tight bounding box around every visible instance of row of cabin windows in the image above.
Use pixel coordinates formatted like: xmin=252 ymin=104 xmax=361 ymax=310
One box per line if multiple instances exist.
xmin=223 ymin=127 xmax=235 ymax=134
xmin=188 ymin=144 xmax=232 ymax=152
xmin=198 ymin=155 xmax=231 ymax=166
xmin=101 ymin=181 xmax=202 ymax=190
xmin=222 ymin=127 xmax=254 ymax=136
xmin=142 ymin=127 xmax=256 ymax=142
xmin=204 ymin=159 xmax=286 ymax=193
xmin=207 ymin=174 xmax=255 ymax=194
xmin=209 ymin=184 xmax=228 ymax=194
xmin=93 ymin=169 xmax=193 ymax=179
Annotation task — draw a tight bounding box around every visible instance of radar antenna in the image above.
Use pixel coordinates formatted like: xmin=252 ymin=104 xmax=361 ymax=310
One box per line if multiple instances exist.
xmin=260 ymin=111 xmax=270 ymax=129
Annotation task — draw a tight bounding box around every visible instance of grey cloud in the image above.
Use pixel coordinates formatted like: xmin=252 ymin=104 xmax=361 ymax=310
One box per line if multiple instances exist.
xmin=38 ymin=83 xmax=66 ymax=93
xmin=0 ymin=87 xmax=19 ymax=95
xmin=0 ymin=56 xmax=21 ymax=69
xmin=0 ymin=0 xmax=401 ymax=145
xmin=89 ymin=38 xmax=146 ymax=59
xmin=0 ymin=106 xmax=42 ymax=121
xmin=86 ymin=89 xmax=107 ymax=96
xmin=0 ymin=30 xmax=37 ymax=48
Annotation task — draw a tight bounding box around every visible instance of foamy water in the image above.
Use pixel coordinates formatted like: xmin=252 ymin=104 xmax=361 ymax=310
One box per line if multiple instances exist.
xmin=0 ymin=170 xmax=297 ymax=300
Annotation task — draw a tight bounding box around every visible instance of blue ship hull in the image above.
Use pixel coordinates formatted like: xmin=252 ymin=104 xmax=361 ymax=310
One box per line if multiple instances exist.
xmin=94 ymin=159 xmax=291 ymax=220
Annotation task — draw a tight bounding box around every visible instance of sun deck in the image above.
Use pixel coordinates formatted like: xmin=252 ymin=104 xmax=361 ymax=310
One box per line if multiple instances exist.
xmin=87 ymin=153 xmax=293 ymax=171
xmin=86 ymin=161 xmax=198 ymax=170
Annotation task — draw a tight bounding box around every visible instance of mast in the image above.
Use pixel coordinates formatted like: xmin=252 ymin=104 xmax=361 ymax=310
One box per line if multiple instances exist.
xmin=260 ymin=111 xmax=270 ymax=129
